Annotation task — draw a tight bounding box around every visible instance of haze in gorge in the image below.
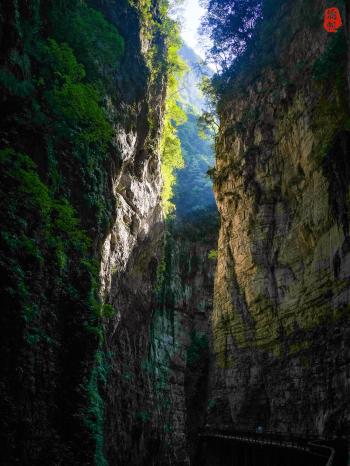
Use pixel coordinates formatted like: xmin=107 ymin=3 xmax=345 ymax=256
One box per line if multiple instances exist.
xmin=0 ymin=1 xmax=349 ymax=465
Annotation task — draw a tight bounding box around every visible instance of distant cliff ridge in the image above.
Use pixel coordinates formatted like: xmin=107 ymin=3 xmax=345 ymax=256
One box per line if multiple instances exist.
xmin=175 ymin=44 xmax=216 ymax=221
xmin=179 ymin=43 xmax=212 ymax=113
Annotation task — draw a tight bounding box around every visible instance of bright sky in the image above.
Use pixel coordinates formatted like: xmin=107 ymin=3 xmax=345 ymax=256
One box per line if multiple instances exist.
xmin=178 ymin=0 xmax=207 ymax=60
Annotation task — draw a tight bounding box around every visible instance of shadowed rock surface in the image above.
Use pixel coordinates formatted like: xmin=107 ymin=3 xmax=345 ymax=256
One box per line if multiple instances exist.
xmin=208 ymin=0 xmax=350 ymax=450
xmin=0 ymin=0 xmax=350 ymax=464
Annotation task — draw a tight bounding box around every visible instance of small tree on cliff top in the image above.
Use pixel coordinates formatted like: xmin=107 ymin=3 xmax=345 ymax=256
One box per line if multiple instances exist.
xmin=200 ymin=0 xmax=262 ymax=71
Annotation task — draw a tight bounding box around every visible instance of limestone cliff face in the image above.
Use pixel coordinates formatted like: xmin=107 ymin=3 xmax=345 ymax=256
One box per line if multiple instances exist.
xmin=148 ymin=222 xmax=217 ymax=465
xmin=91 ymin=2 xmax=170 ymax=464
xmin=0 ymin=1 xmax=167 ymax=464
xmin=98 ymin=23 xmax=218 ymax=462
xmin=102 ymin=216 xmax=217 ymax=465
xmin=209 ymin=0 xmax=350 ymax=440
xmin=98 ymin=0 xmax=165 ymax=305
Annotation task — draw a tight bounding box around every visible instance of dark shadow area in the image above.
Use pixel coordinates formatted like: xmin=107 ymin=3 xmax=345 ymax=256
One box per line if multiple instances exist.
xmin=194 ymin=435 xmax=348 ymax=466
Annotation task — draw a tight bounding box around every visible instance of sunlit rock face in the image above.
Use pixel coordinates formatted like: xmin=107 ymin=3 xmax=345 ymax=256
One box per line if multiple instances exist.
xmin=95 ymin=3 xmax=218 ymax=464
xmin=86 ymin=1 xmax=171 ymax=463
xmin=99 ymin=125 xmax=163 ymax=302
xmin=97 ymin=0 xmax=166 ymax=302
xmin=208 ymin=0 xmax=350 ymax=440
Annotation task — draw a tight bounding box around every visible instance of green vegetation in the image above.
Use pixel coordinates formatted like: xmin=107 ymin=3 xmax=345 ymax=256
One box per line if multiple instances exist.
xmin=136 ymin=410 xmax=151 ymax=422
xmin=200 ymin=0 xmax=325 ymax=99
xmin=0 ymin=2 xmax=124 ymax=463
xmin=0 ymin=147 xmax=90 ymax=315
xmin=1 ymin=0 xmax=218 ymax=462
xmin=0 ymin=1 xmax=124 ymax=231
xmin=173 ymin=113 xmax=216 ymax=219
xmin=200 ymin=0 xmax=262 ymax=70
xmin=130 ymin=0 xmax=189 ymax=216
xmin=207 ymin=398 xmax=217 ymax=410
xmin=160 ymin=26 xmax=188 ymax=215
xmin=44 ymin=39 xmax=113 ymax=146
xmin=311 ymin=30 xmax=350 ymax=160
xmin=50 ymin=4 xmax=124 ymax=85
xmin=201 ymin=0 xmax=348 ymax=107
xmin=0 ymin=147 xmax=116 ymax=464
xmin=85 ymin=349 xmax=109 ymax=466
xmin=208 ymin=249 xmax=218 ymax=260
xmin=313 ymin=30 xmax=347 ymax=86
xmin=170 ymin=44 xmax=219 ymax=235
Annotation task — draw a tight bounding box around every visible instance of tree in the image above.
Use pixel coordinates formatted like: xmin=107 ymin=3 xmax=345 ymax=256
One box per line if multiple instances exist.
xmin=200 ymin=0 xmax=262 ymax=70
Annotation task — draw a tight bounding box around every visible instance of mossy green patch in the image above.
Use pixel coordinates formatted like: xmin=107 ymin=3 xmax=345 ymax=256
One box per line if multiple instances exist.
xmin=84 ymin=349 xmax=109 ymax=466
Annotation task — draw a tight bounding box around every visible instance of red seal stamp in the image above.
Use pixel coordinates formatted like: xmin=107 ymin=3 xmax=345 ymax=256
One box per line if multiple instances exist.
xmin=324 ymin=8 xmax=342 ymax=33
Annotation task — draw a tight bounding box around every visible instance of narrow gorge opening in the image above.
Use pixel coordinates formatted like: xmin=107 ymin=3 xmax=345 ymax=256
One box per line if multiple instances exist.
xmin=0 ymin=1 xmax=349 ymax=466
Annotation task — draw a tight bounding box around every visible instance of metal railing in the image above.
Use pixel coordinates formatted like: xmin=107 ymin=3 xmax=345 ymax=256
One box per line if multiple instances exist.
xmin=308 ymin=442 xmax=335 ymax=466
xmin=198 ymin=428 xmax=334 ymax=465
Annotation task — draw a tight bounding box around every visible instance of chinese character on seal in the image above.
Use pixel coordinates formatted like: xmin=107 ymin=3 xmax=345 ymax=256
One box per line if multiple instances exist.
xmin=324 ymin=8 xmax=342 ymax=33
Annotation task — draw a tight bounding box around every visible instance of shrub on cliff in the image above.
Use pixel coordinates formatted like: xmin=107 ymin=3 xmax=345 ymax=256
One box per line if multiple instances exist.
xmin=49 ymin=3 xmax=124 ymax=86
xmin=0 ymin=2 xmax=124 ymax=462
xmin=44 ymin=39 xmax=113 ymax=146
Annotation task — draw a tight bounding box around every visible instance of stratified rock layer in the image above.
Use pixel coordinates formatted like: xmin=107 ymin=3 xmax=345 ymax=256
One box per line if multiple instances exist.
xmin=209 ymin=0 xmax=350 ymax=441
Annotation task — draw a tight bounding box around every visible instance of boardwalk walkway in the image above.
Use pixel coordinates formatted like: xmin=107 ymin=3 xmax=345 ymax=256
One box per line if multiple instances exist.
xmin=197 ymin=429 xmax=335 ymax=466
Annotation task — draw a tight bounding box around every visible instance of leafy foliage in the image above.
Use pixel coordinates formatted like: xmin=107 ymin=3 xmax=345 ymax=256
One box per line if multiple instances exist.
xmin=44 ymin=39 xmax=113 ymax=146
xmin=169 ymin=45 xmax=219 ymax=231
xmin=200 ymin=0 xmax=262 ymax=70
xmin=84 ymin=349 xmax=109 ymax=466
xmin=208 ymin=249 xmax=218 ymax=260
xmin=0 ymin=2 xmax=124 ymax=231
xmin=0 ymin=2 xmax=123 ymax=463
xmin=309 ymin=27 xmax=350 ymax=155
xmin=201 ymin=0 xmax=348 ymax=101
xmin=51 ymin=4 xmax=124 ymax=85
xmin=130 ymin=0 xmax=188 ymax=216
xmin=0 ymin=148 xmax=94 ymax=335
xmin=173 ymin=113 xmax=216 ymax=219
xmin=199 ymin=0 xmax=293 ymax=97
xmin=160 ymin=22 xmax=188 ymax=215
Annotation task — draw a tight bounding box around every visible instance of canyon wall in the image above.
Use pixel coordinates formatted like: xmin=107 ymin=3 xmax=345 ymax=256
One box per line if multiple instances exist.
xmin=0 ymin=0 xmax=168 ymax=464
xmin=5 ymin=0 xmax=349 ymax=463
xmin=208 ymin=0 xmax=350 ymax=443
xmin=0 ymin=1 xmax=218 ymax=464
xmin=146 ymin=221 xmax=217 ymax=465
xmin=95 ymin=2 xmax=167 ymax=464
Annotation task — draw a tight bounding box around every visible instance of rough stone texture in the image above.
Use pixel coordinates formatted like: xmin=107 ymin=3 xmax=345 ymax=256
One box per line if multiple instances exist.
xmin=0 ymin=0 xmax=218 ymax=464
xmin=101 ymin=214 xmax=217 ymax=464
xmin=0 ymin=0 xmax=168 ymax=463
xmin=94 ymin=3 xmax=219 ymax=461
xmin=208 ymin=0 xmax=350 ymax=444
xmin=92 ymin=2 xmax=218 ymax=464
xmin=90 ymin=2 xmax=171 ymax=464
xmin=148 ymin=224 xmax=217 ymax=465
xmin=0 ymin=1 xmax=164 ymax=464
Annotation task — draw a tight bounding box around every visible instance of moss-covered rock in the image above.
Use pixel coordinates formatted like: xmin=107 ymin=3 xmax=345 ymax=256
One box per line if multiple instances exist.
xmin=209 ymin=0 xmax=350 ymax=439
